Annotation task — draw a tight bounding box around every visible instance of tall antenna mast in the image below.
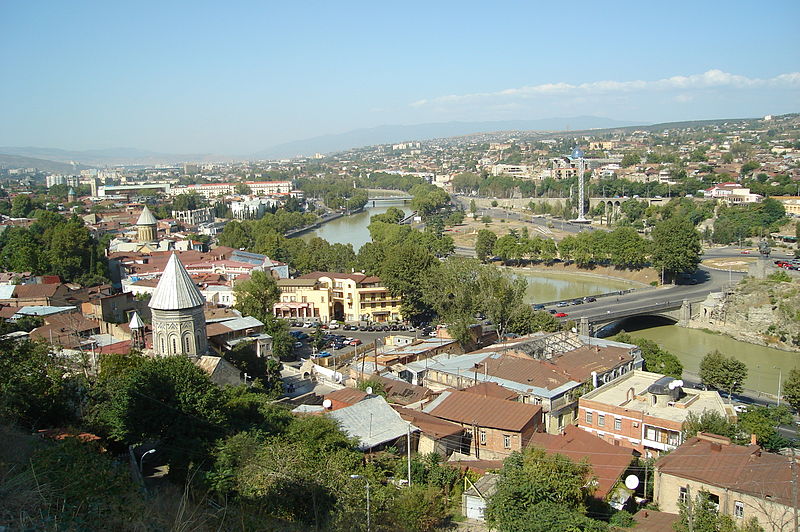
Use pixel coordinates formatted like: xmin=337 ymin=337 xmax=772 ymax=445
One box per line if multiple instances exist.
xmin=571 ymin=146 xmax=589 ymax=224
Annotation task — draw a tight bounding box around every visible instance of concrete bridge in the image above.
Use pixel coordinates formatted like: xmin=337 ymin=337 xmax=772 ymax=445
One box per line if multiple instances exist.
xmin=573 ymin=297 xmax=700 ymax=336
xmin=587 ymin=196 xmax=668 ymax=224
xmin=367 ymin=195 xmax=413 ymax=207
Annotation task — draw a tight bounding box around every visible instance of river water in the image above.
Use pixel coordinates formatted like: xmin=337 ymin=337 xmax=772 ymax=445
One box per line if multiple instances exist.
xmin=302 ymin=201 xmax=799 ymax=393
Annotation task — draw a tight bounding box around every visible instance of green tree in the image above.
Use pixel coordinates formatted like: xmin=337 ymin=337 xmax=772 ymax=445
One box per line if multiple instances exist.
xmin=0 ymin=339 xmax=79 ymax=429
xmin=510 ymin=308 xmax=561 ymax=335
xmin=390 ymin=486 xmax=450 ymax=532
xmin=675 ymin=490 xmax=763 ymax=532
xmin=737 ymin=405 xmax=793 ymax=450
xmin=233 ymin=270 xmax=281 ymax=323
xmin=782 ymin=368 xmax=800 ymax=411
xmin=475 ymin=229 xmax=497 ymax=263
xmin=681 ymin=410 xmax=739 ymax=441
xmin=613 ymin=333 xmax=683 ymax=378
xmin=486 ymin=447 xmax=599 ymax=531
xmin=469 ymin=199 xmax=477 ymax=215
xmin=97 ymin=356 xmax=226 ymax=480
xmin=620 ymin=153 xmax=640 ymax=168
xmin=651 ymin=216 xmax=702 ymax=280
xmin=699 ymin=350 xmax=747 ymax=397
xmin=380 ymin=243 xmax=437 ymax=322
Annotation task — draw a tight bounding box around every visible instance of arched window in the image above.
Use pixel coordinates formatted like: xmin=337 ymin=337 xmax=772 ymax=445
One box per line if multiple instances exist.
xmin=160 ymin=336 xmax=165 ymax=354
xmin=172 ymin=337 xmax=177 ymax=354
xmin=184 ymin=335 xmax=191 ymax=352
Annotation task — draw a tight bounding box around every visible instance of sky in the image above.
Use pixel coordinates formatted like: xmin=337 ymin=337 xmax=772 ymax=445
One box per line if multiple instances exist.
xmin=1 ymin=1 xmax=799 ymax=155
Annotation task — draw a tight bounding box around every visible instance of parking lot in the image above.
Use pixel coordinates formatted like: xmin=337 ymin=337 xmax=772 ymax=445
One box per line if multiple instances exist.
xmin=287 ymin=323 xmax=435 ymax=363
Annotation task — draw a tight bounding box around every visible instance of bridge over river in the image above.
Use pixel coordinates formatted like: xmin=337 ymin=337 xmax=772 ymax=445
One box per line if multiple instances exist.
xmin=545 ymin=264 xmax=745 ymax=336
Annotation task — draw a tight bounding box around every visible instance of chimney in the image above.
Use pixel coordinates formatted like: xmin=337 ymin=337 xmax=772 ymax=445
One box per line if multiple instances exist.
xmin=750 ymin=433 xmax=758 ymax=446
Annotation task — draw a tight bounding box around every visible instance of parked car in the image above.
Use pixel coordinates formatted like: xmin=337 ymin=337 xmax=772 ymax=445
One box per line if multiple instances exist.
xmin=554 ymin=312 xmax=568 ymax=318
xmin=294 ymin=341 xmax=303 ymax=349
xmin=740 ymin=250 xmax=751 ymax=254
xmin=349 ymin=339 xmax=363 ymax=346
xmin=532 ymin=304 xmax=545 ymax=310
xmin=556 ymin=301 xmax=569 ymax=308
xmin=571 ymin=299 xmax=583 ymax=305
xmin=583 ymin=297 xmax=596 ymax=303
xmin=733 ymin=404 xmax=748 ymax=413
xmin=548 ymin=309 xmax=557 ymax=314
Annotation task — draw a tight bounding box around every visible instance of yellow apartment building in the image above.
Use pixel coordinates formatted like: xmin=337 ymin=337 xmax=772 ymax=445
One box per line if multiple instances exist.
xmin=273 ymin=272 xmax=403 ymax=323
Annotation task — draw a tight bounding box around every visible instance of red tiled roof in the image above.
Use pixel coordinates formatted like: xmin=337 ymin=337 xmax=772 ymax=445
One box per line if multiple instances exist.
xmin=529 ymin=425 xmax=634 ymax=499
xmin=427 ymin=391 xmax=541 ymax=432
xmin=631 ymin=510 xmax=680 ymax=532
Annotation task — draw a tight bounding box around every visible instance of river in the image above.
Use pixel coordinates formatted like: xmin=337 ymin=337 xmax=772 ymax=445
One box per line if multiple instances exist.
xmin=616 ymin=317 xmax=798 ymax=396
xmin=301 ymin=200 xmax=799 ymax=394
xmin=301 ymin=202 xmax=409 ymax=251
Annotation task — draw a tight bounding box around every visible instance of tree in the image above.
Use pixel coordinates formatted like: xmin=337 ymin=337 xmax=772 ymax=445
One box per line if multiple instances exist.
xmin=381 ymin=243 xmax=437 ymax=322
xmin=469 ymin=199 xmax=477 ymax=215
xmin=510 ymin=308 xmax=561 ymax=335
xmin=389 ymin=485 xmax=450 ymax=532
xmin=782 ymin=368 xmax=800 ymax=411
xmin=675 ymin=490 xmax=763 ymax=532
xmin=620 ymin=153 xmax=640 ymax=168
xmin=650 ymin=216 xmax=702 ymax=280
xmin=233 ymin=270 xmax=281 ymax=323
xmin=486 ymin=447 xmax=599 ymax=531
xmin=0 ymin=339 xmax=79 ymax=429
xmin=474 ymin=229 xmax=497 ymax=263
xmin=699 ymin=350 xmax=747 ymax=397
xmin=613 ymin=333 xmax=683 ymax=378
xmin=681 ymin=410 xmax=739 ymax=441
xmin=97 ymin=356 xmax=226 ymax=480
xmin=737 ymin=405 xmax=793 ymax=450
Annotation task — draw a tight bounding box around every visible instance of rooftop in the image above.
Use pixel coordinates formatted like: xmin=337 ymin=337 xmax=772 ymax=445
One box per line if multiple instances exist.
xmin=423 ymin=390 xmax=541 ymax=432
xmin=656 ymin=433 xmax=794 ymax=508
xmin=580 ymin=370 xmax=731 ymax=423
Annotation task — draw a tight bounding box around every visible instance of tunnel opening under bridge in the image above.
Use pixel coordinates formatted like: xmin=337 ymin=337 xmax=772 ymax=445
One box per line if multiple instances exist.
xmin=595 ymin=315 xmax=679 ymax=338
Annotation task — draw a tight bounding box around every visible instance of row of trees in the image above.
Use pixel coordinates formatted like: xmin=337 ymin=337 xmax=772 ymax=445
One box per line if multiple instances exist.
xmin=711 ymin=198 xmax=787 ymax=245
xmin=478 ymin=217 xmax=702 ymax=277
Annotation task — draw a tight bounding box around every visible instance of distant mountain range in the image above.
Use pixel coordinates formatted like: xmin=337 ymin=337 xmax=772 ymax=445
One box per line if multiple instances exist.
xmin=0 ymin=146 xmax=221 ymax=167
xmin=253 ymin=116 xmax=643 ymax=159
xmin=0 ymin=153 xmax=92 ymax=173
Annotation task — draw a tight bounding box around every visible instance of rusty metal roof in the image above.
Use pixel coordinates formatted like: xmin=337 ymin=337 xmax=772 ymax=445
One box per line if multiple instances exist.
xmin=425 ymin=390 xmax=541 ymax=432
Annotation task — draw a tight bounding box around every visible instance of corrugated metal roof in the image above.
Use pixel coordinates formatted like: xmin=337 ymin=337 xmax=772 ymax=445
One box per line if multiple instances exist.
xmin=0 ymin=285 xmax=15 ymax=299
xmin=148 ymin=253 xmax=206 ymax=310
xmin=136 ymin=205 xmax=157 ymax=225
xmin=656 ymin=436 xmax=794 ymax=507
xmin=424 ymin=390 xmax=541 ymax=432
xmin=327 ymin=396 xmax=416 ymax=451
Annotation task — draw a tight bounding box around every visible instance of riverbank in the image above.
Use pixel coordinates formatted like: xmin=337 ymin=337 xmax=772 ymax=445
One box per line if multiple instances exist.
xmin=502 ymin=262 xmax=658 ymax=286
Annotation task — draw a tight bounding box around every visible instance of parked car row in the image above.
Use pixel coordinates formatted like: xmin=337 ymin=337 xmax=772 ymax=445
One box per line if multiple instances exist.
xmin=321 ymin=334 xmax=364 ymax=351
xmin=288 ymin=320 xmax=414 ymax=332
xmin=775 ymin=259 xmax=800 ymax=271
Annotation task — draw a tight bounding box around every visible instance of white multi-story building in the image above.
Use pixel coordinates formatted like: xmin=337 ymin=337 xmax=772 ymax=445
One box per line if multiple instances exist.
xmin=703 ymin=183 xmax=763 ymax=204
xmin=231 ymin=198 xmax=278 ymax=219
xmin=46 ymin=175 xmax=80 ymax=188
xmin=172 ymin=207 xmax=215 ymax=226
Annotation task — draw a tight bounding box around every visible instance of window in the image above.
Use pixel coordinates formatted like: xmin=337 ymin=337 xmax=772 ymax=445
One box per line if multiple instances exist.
xmin=172 ymin=337 xmax=177 ymax=354
xmin=679 ymin=487 xmax=688 ymax=505
xmin=734 ymin=501 xmax=744 ymax=518
xmin=184 ymin=336 xmax=190 ymax=351
xmin=597 ymin=414 xmax=605 ymax=427
xmin=645 ymin=426 xmax=657 ymax=441
xmin=585 ymin=411 xmax=593 ymax=424
xmin=479 ymin=430 xmax=487 ymax=445
xmin=614 ymin=418 xmax=622 ymax=431
xmin=503 ymin=435 xmax=511 ymax=449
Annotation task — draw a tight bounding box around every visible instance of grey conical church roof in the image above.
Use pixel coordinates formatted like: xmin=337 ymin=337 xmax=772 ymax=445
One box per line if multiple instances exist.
xmin=136 ymin=205 xmax=157 ymax=226
xmin=148 ymin=253 xmax=206 ymax=310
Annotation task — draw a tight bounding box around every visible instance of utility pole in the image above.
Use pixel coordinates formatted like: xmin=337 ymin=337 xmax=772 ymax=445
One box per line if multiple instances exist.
xmin=687 ymin=485 xmax=693 ymax=532
xmin=791 ymin=447 xmax=798 ymax=532
xmin=407 ymin=424 xmax=412 ymax=487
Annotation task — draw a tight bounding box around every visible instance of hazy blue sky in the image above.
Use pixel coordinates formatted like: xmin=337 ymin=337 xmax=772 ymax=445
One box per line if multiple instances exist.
xmin=1 ymin=1 xmax=798 ymax=154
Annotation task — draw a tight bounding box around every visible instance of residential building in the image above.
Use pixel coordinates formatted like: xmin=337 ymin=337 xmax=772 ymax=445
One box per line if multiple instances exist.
xmin=703 ymin=183 xmax=763 ymax=204
xmin=423 ymin=390 xmax=543 ymax=460
xmin=273 ymin=272 xmax=403 ymax=323
xmin=326 ymin=395 xmax=417 ymax=452
xmin=654 ymin=433 xmax=796 ymax=532
xmin=405 ymin=333 xmax=641 ymax=433
xmin=172 ymin=207 xmax=214 ymax=226
xmin=529 ymin=425 xmax=636 ymax=503
xmin=490 ymin=164 xmax=535 ymax=178
xmin=394 ymin=406 xmax=464 ymax=456
xmin=578 ymin=371 xmax=735 ymax=457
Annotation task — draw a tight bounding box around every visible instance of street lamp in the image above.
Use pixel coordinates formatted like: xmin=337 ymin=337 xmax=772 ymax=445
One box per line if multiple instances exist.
xmin=139 ymin=449 xmax=155 ymax=476
xmin=774 ymin=366 xmax=783 ymax=406
xmin=350 ymin=474 xmax=370 ymax=532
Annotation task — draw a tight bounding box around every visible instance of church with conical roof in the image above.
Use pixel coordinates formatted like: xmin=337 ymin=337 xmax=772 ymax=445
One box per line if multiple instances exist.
xmin=149 ymin=253 xmax=208 ymax=357
xmin=136 ymin=205 xmax=158 ymax=243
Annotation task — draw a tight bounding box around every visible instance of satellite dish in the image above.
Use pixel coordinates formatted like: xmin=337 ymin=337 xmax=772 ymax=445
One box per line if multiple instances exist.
xmin=322 ymin=399 xmax=332 ymax=409
xmin=365 ymin=386 xmax=373 ymax=395
xmin=625 ymin=475 xmax=640 ymax=490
